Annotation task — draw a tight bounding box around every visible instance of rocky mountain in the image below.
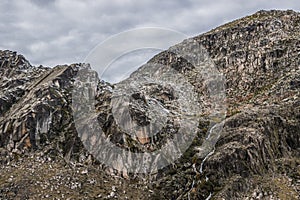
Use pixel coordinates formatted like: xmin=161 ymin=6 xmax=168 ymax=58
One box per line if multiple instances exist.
xmin=0 ymin=10 xmax=299 ymax=199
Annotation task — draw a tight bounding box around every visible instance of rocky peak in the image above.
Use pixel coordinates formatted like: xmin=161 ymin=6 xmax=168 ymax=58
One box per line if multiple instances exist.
xmin=0 ymin=10 xmax=299 ymax=200
xmin=0 ymin=50 xmax=34 ymax=76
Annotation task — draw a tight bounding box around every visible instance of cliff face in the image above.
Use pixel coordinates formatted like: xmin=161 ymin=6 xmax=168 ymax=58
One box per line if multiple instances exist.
xmin=0 ymin=51 xmax=86 ymax=159
xmin=199 ymin=10 xmax=300 ymax=199
xmin=0 ymin=10 xmax=299 ymax=199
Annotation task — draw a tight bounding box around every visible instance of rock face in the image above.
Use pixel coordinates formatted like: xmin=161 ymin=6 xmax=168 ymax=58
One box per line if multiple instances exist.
xmin=0 ymin=50 xmax=87 ymax=160
xmin=0 ymin=10 xmax=299 ymax=199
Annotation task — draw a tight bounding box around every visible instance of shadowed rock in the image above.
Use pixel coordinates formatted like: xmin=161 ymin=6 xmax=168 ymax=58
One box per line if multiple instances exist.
xmin=0 ymin=10 xmax=299 ymax=200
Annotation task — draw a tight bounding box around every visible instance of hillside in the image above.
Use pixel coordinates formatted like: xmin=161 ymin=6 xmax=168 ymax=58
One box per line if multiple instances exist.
xmin=0 ymin=10 xmax=299 ymax=199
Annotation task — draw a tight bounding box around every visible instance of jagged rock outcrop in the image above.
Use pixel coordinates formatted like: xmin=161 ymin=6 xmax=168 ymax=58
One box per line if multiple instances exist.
xmin=0 ymin=51 xmax=88 ymax=160
xmin=0 ymin=10 xmax=299 ymax=200
xmin=149 ymin=10 xmax=300 ymax=199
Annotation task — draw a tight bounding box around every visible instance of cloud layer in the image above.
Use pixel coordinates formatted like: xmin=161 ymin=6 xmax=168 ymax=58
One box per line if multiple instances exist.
xmin=1 ymin=0 xmax=299 ymax=67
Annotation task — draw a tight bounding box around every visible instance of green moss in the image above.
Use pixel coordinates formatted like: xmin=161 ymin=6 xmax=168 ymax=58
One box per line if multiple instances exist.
xmin=227 ymin=109 xmax=241 ymax=117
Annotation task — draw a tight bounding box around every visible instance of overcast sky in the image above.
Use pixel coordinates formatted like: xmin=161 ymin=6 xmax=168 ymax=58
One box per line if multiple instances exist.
xmin=1 ymin=0 xmax=299 ymax=69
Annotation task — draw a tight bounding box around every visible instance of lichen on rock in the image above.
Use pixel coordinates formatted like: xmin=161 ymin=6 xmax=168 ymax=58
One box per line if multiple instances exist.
xmin=0 ymin=9 xmax=299 ymax=200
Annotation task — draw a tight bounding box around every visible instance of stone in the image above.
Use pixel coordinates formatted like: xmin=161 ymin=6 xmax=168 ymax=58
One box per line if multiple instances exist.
xmin=0 ymin=9 xmax=299 ymax=200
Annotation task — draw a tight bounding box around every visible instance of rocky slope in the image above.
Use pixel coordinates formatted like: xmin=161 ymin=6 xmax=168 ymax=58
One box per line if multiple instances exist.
xmin=0 ymin=10 xmax=299 ymax=199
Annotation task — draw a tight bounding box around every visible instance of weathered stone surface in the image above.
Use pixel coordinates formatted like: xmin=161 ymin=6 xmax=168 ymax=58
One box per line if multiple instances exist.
xmin=0 ymin=51 xmax=88 ymax=160
xmin=0 ymin=10 xmax=299 ymax=199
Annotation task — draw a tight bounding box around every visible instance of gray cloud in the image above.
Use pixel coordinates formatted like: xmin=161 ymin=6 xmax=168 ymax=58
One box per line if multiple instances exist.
xmin=1 ymin=0 xmax=299 ymax=68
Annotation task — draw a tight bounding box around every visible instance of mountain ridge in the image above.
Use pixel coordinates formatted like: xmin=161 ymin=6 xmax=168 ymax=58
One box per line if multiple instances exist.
xmin=0 ymin=10 xmax=299 ymax=199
